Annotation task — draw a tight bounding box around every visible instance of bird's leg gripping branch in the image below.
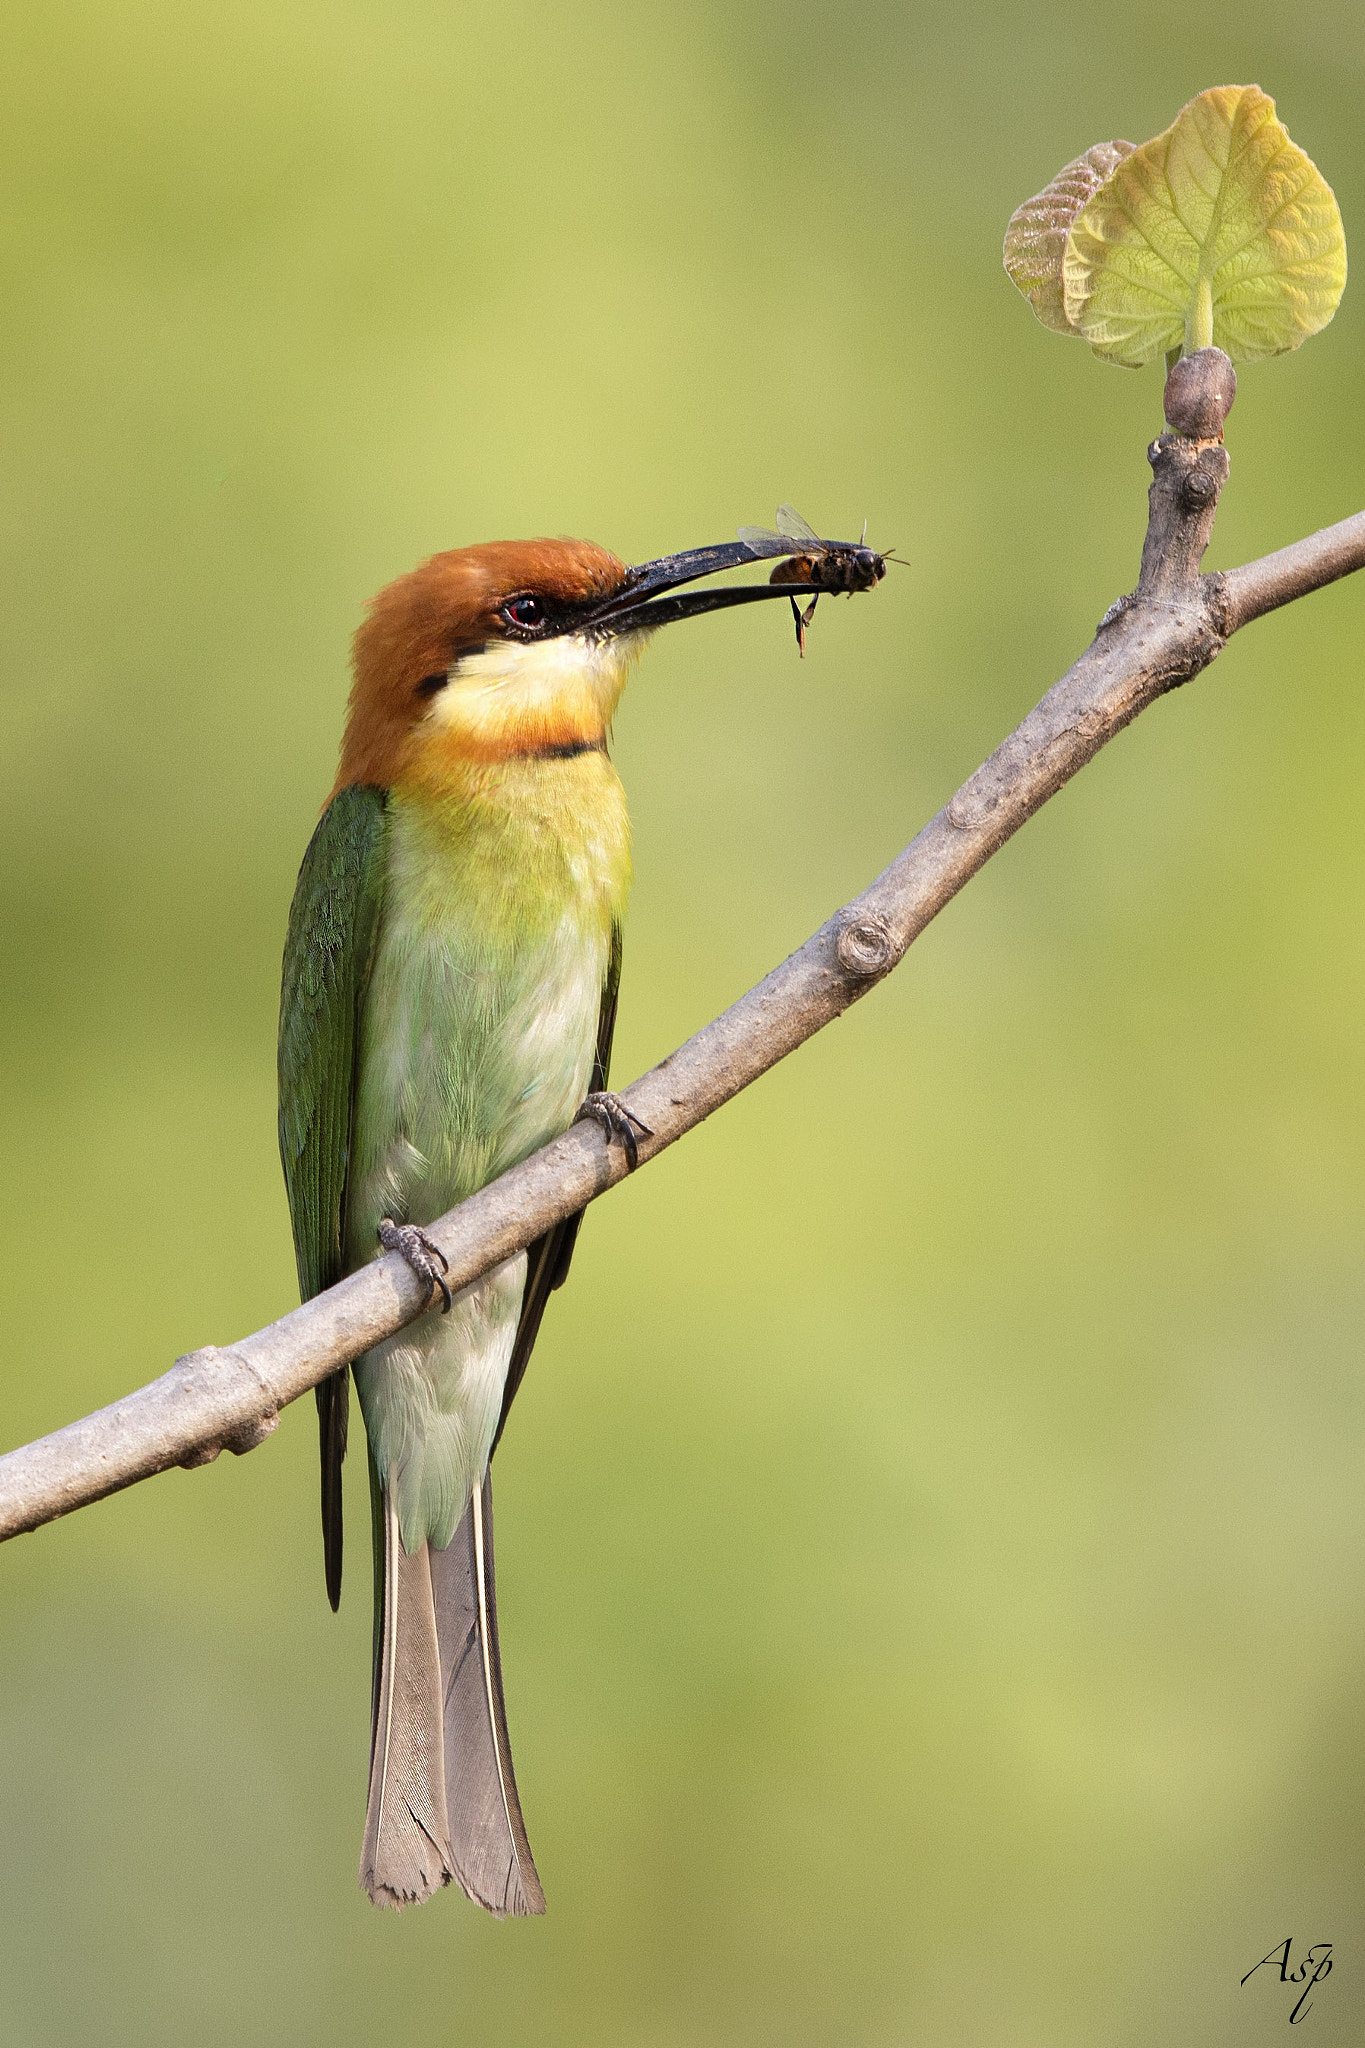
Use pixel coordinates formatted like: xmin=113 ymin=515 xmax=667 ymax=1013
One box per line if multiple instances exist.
xmin=4 ymin=348 xmax=1364 ymax=1543
xmin=575 ymin=1092 xmax=654 ymax=1173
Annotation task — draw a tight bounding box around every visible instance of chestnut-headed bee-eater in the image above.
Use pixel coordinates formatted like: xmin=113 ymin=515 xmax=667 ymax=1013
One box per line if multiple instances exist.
xmin=276 ymin=530 xmax=843 ymax=1914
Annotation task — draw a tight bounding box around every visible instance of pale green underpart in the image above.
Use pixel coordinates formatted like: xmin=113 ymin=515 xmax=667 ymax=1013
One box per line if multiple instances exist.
xmin=348 ymin=754 xmax=630 ymax=1551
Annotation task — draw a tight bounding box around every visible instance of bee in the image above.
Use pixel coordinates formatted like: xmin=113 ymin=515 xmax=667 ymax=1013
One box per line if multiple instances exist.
xmin=737 ymin=504 xmax=894 ymax=654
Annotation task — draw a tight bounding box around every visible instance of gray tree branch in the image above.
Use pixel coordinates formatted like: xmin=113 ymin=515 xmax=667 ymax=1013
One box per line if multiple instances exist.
xmin=4 ymin=355 xmax=1364 ymax=1543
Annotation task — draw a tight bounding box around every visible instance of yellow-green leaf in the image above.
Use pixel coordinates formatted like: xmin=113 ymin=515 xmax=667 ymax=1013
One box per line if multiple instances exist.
xmin=1002 ymin=141 xmax=1135 ymax=334
xmin=1063 ymin=85 xmax=1346 ymax=367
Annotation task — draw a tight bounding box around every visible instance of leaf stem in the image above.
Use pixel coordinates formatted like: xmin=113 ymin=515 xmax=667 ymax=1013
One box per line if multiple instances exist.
xmin=1186 ymin=275 xmax=1214 ymax=354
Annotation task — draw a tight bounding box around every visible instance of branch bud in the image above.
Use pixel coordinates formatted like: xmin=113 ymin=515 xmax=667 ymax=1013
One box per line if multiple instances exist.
xmin=1163 ymin=348 xmax=1236 ymax=439
xmin=836 ymin=913 xmax=898 ymax=980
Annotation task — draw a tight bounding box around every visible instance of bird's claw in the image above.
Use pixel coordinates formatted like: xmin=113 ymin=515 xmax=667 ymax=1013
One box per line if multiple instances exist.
xmin=575 ymin=1091 xmax=653 ymax=1172
xmin=378 ymin=1217 xmax=452 ymax=1312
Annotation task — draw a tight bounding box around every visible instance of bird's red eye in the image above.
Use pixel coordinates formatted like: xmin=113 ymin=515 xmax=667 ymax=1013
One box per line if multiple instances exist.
xmin=504 ymin=594 xmax=546 ymax=632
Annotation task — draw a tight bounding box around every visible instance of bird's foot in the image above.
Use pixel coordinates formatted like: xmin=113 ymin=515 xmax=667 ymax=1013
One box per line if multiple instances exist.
xmin=378 ymin=1218 xmax=452 ymax=1312
xmin=575 ymin=1091 xmax=653 ymax=1172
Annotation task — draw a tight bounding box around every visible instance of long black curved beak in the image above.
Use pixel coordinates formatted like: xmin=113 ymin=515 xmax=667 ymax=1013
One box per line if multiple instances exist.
xmin=585 ymin=540 xmax=793 ymax=635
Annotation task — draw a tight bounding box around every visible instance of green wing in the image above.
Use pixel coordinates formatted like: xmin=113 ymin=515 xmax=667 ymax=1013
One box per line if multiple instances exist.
xmin=278 ymin=782 xmax=390 ymax=1611
xmin=492 ymin=920 xmax=623 ymax=1454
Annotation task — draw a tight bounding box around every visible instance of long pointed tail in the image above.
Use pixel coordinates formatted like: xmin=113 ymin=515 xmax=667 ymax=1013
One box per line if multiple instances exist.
xmin=359 ymin=1473 xmax=454 ymax=1907
xmin=430 ymin=1473 xmax=545 ymax=1916
xmin=360 ymin=1467 xmax=544 ymax=1916
xmin=316 ymin=1368 xmax=347 ymax=1613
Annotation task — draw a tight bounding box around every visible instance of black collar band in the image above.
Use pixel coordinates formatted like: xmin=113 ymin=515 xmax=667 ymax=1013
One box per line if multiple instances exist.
xmin=521 ymin=736 xmax=606 ymax=760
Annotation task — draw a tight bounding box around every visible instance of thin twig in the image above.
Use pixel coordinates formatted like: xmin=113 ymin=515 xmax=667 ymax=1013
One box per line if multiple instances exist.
xmin=1220 ymin=508 xmax=1365 ymax=631
xmin=3 ymin=417 xmax=1364 ymax=1543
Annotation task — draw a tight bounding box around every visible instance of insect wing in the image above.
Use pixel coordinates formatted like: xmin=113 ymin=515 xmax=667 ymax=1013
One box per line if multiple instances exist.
xmin=737 ymin=524 xmax=809 ymax=560
xmin=774 ymin=503 xmax=824 ymax=546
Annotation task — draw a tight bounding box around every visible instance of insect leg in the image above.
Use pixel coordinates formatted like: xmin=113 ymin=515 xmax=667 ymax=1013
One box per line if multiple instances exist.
xmin=791 ymin=592 xmax=819 ymax=656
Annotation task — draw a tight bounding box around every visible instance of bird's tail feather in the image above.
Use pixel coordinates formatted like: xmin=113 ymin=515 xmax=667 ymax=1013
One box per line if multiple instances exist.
xmin=316 ymin=1368 xmax=347 ymax=1613
xmin=430 ymin=1473 xmax=545 ymax=1916
xmin=359 ymin=1472 xmax=453 ymax=1908
xmin=360 ymin=1465 xmax=544 ymax=1916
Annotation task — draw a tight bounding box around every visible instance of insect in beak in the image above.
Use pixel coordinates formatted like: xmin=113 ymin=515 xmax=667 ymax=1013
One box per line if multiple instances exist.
xmin=737 ymin=503 xmax=893 ymax=656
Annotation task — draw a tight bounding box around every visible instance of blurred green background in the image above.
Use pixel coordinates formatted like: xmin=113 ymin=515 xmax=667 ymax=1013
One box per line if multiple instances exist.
xmin=3 ymin=3 xmax=1365 ymax=2042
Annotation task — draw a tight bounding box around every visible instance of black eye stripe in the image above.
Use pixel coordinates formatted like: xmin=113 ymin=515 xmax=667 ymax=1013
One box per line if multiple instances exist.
xmin=415 ymin=673 xmax=449 ymax=698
